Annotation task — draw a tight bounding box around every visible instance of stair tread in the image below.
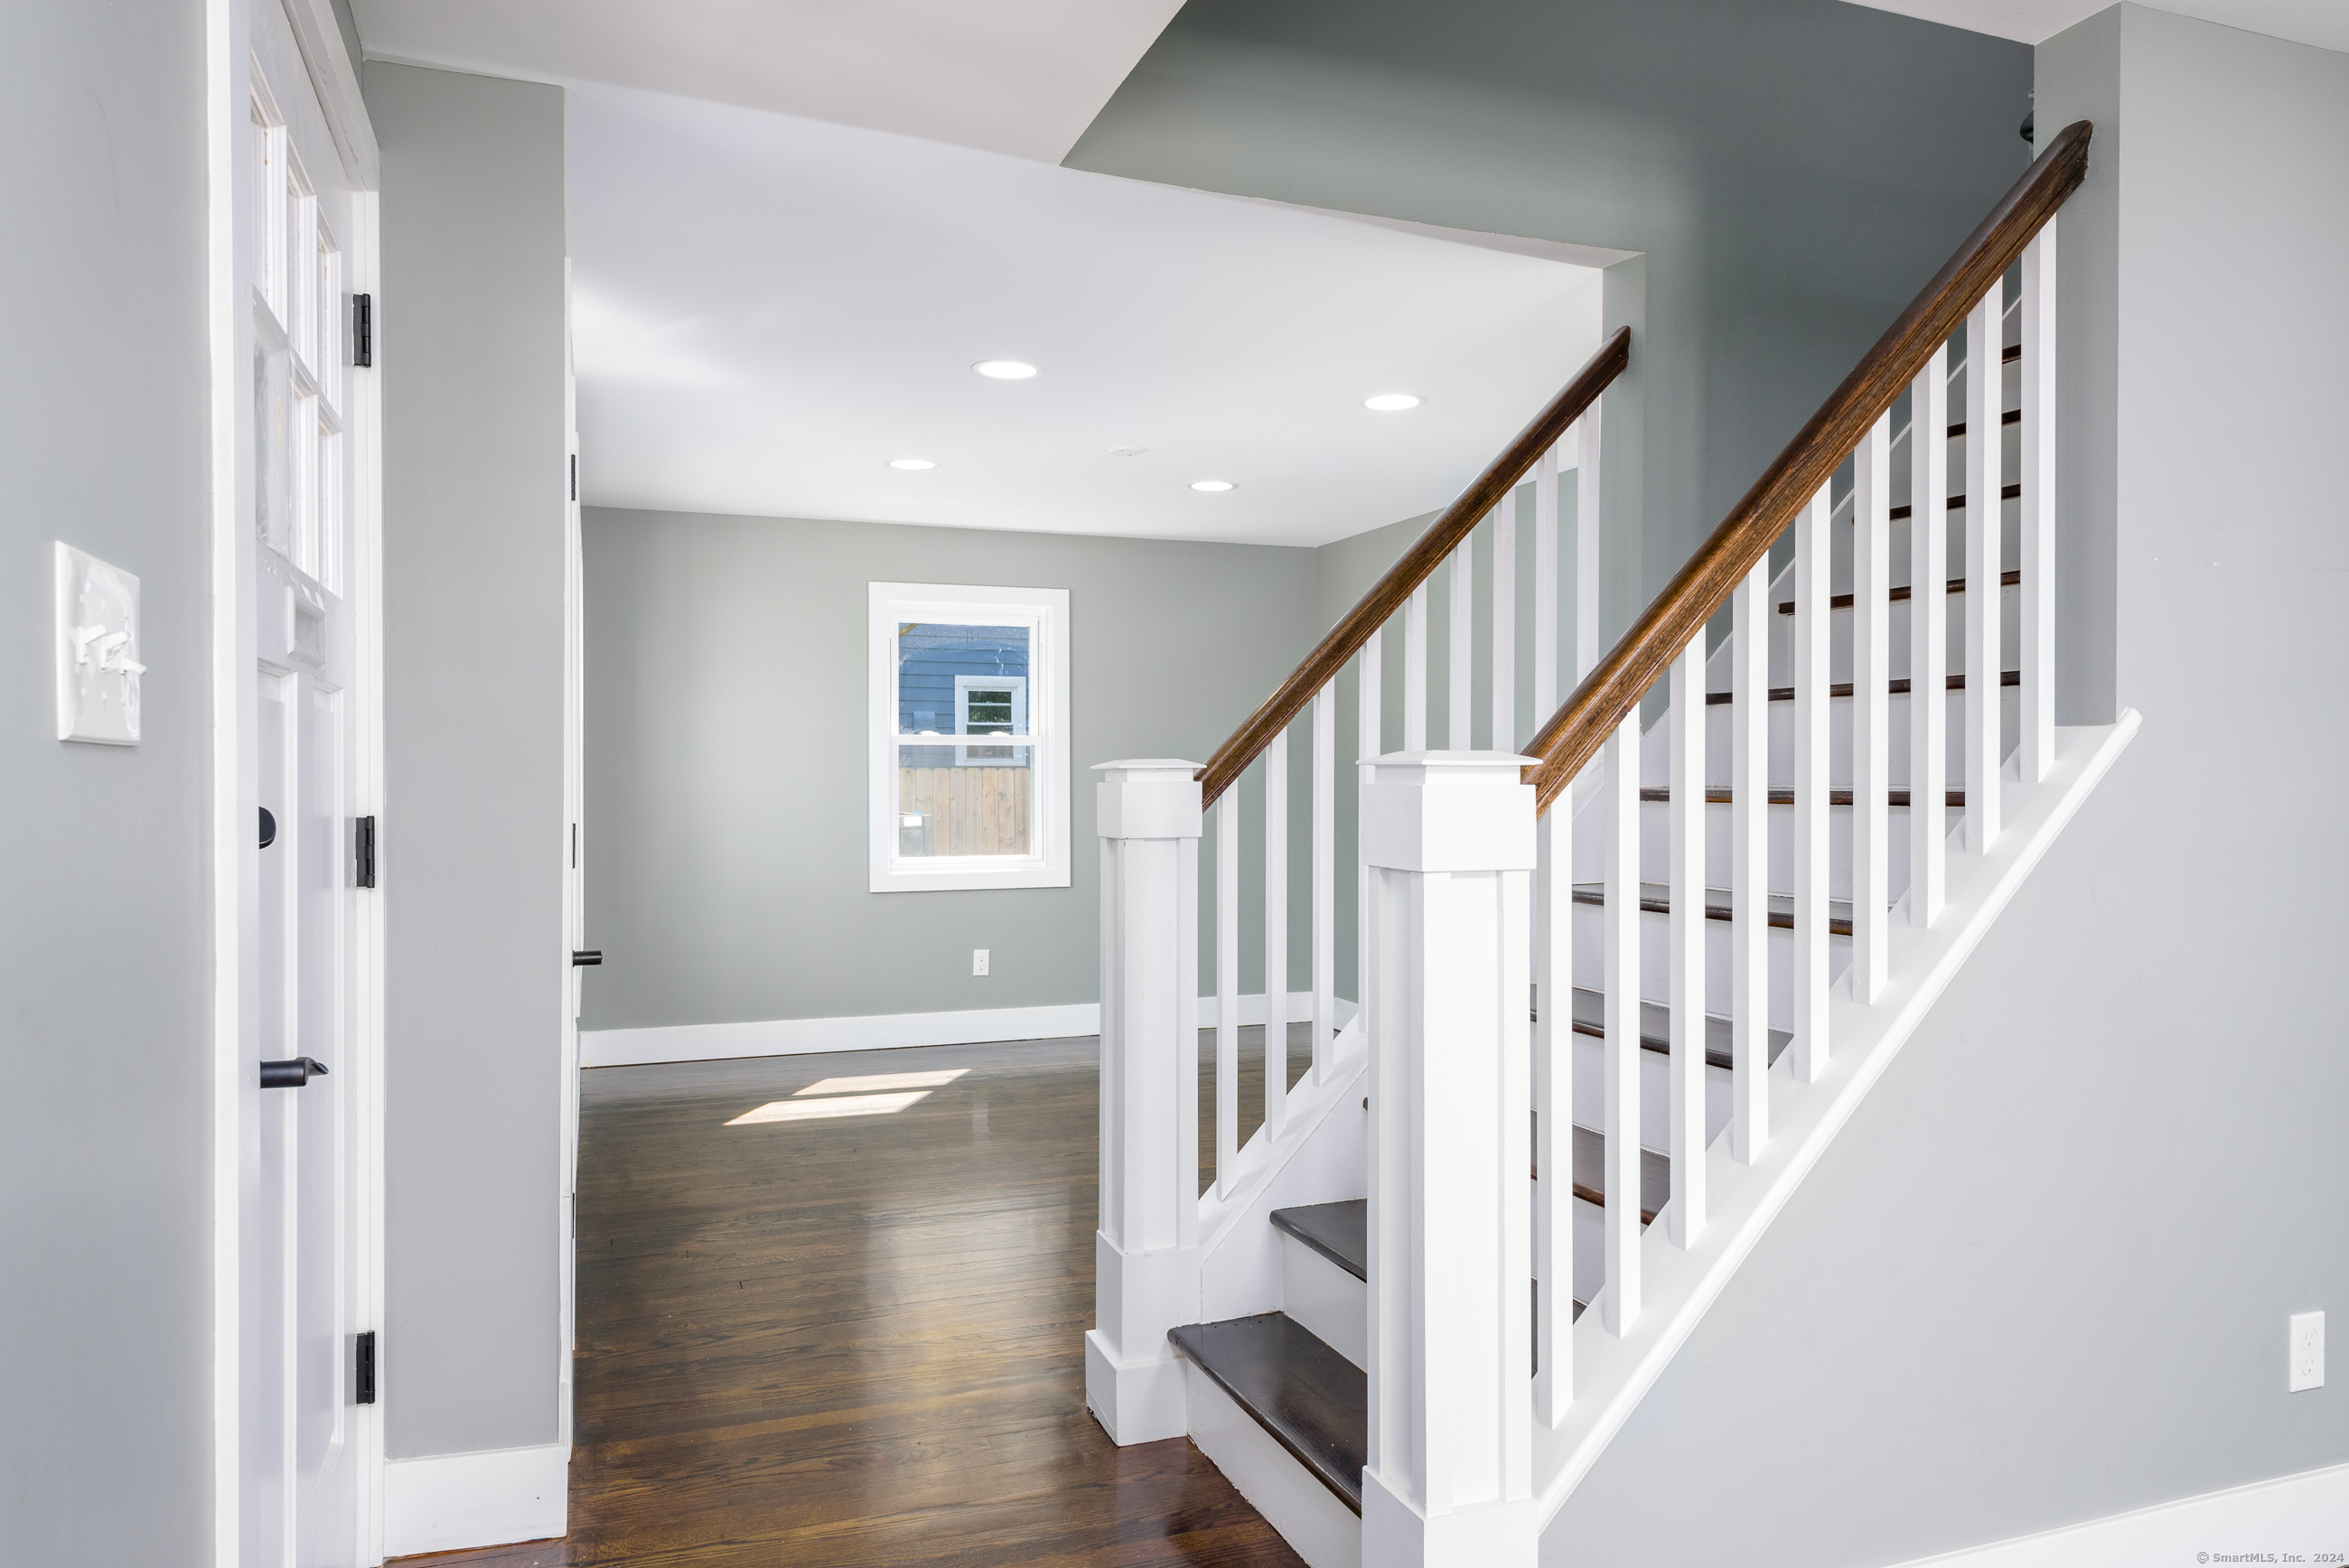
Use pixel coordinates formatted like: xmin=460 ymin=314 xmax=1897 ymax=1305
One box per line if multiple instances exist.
xmin=1568 ymin=1124 xmax=1671 ymax=1226
xmin=1775 ymin=568 xmax=2024 ymax=615
xmin=1571 ymin=880 xmax=1858 ymax=937
xmin=1562 ymin=985 xmax=1791 ymax=1073
xmin=1705 ymin=668 xmax=2019 ymax=704
xmin=1168 ymin=1312 xmax=1366 ymax=1515
xmin=1269 ymin=1199 xmax=1367 ymax=1283
xmin=1640 ymin=786 xmax=1965 ymax=807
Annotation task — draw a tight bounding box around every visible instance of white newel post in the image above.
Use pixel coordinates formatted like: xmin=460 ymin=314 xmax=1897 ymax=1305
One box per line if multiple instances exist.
xmin=1086 ymin=760 xmax=1203 ymax=1444
xmin=1362 ymin=752 xmax=1541 ymax=1568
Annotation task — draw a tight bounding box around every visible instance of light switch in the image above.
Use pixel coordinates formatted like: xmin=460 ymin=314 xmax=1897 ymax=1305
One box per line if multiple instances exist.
xmin=55 ymin=543 xmax=143 ymax=745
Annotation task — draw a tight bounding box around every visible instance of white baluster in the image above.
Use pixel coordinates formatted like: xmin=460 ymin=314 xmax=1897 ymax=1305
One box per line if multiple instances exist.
xmin=1493 ymin=495 xmax=1517 ymax=750
xmin=1406 ymin=582 xmax=1429 ymax=752
xmin=1792 ymin=487 xmax=1830 ymax=1084
xmin=1086 ymin=760 xmax=1203 ymax=1442
xmin=1965 ymin=281 xmax=2004 ymax=853
xmin=1602 ymin=711 xmax=1641 ymax=1333
xmin=1576 ymin=409 xmax=1603 ymax=681
xmin=1910 ymin=343 xmax=1949 ymax=929
xmin=1450 ymin=539 xmax=1474 ymax=749
xmin=1313 ymin=682 xmax=1335 ymax=1080
xmin=1853 ymin=414 xmax=1891 ymax=1003
xmin=1264 ymin=728 xmax=1288 ymax=1139
xmin=1667 ymin=638 xmax=1705 ymax=1246
xmin=1215 ymin=790 xmax=1239 ymax=1198
xmin=1534 ymin=446 xmax=1559 ymax=720
xmin=1359 ymin=636 xmax=1382 ymax=1047
xmin=2021 ymin=219 xmax=2057 ymax=784
xmin=1532 ymin=797 xmax=1572 ymax=1426
xmin=1731 ymin=561 xmax=1769 ymax=1163
xmin=1362 ymin=753 xmax=1539 ymax=1563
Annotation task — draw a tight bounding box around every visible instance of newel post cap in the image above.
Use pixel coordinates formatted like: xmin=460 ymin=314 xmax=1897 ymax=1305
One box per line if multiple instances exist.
xmin=1364 ymin=750 xmax=1538 ymax=873
xmin=1094 ymin=759 xmax=1203 ymax=841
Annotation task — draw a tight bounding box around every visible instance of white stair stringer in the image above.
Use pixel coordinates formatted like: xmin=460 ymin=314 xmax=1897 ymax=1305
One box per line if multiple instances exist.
xmin=1198 ymin=1016 xmax=1370 ymax=1322
xmin=1531 ymin=714 xmax=2139 ymax=1529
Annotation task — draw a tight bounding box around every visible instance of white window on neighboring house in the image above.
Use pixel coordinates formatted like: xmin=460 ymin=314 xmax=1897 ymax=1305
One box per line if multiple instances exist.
xmin=955 ymin=674 xmax=1026 ymax=766
xmin=868 ymin=583 xmax=1070 ymax=892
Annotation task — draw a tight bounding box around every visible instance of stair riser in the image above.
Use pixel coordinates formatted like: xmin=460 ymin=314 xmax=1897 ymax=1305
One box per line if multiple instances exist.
xmin=1571 ymin=902 xmax=1850 ymax=1028
xmin=1568 ymin=1044 xmax=1731 ymax=1155
xmin=1637 ymin=798 xmax=1963 ymax=905
xmin=1279 ymin=1235 xmax=1367 ymax=1373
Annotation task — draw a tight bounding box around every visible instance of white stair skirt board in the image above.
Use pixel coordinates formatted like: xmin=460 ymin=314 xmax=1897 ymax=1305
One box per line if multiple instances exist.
xmin=383 ymin=1442 xmax=569 ymax=1557
xmin=1533 ymin=716 xmax=2142 ymax=1527
xmin=1881 ymin=1461 xmax=2349 ymax=1567
xmin=1185 ymin=1361 xmax=1362 ymax=1568
xmin=581 ymin=993 xmax=1355 ymax=1068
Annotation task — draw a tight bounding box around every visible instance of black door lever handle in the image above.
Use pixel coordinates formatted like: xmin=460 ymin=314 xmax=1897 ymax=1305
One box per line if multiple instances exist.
xmin=261 ymin=1057 xmax=330 ymax=1088
xmin=572 ymin=950 xmax=603 ymax=966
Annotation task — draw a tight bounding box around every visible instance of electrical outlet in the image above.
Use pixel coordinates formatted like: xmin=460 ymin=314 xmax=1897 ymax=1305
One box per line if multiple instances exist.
xmin=2289 ymin=1311 xmax=2325 ymax=1392
xmin=972 ymin=948 xmax=989 ymax=976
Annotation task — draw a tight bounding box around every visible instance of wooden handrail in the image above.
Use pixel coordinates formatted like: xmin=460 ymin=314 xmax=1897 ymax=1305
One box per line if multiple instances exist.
xmin=1196 ymin=325 xmax=1633 ymax=807
xmin=1523 ymin=119 xmax=2092 ymax=813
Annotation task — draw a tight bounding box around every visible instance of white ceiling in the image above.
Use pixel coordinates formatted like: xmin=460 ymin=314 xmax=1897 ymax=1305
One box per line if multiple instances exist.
xmin=1842 ymin=0 xmax=2349 ymax=51
xmin=566 ymin=86 xmax=1604 ymax=547
xmin=351 ymin=0 xmax=1186 ymax=163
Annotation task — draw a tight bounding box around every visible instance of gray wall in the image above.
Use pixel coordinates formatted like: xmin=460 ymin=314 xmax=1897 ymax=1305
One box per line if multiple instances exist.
xmin=0 ymin=2 xmax=212 ymax=1558
xmin=579 ymin=508 xmax=1318 ymax=1031
xmin=1541 ymin=9 xmax=2349 ymax=1562
xmin=370 ymin=61 xmax=570 ymax=1460
xmin=1067 ymin=0 xmax=2034 ymax=649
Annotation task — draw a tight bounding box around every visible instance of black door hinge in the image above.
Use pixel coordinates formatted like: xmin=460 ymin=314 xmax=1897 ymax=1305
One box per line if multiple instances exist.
xmin=356 ymin=815 xmax=377 ymax=888
xmin=355 ymin=1330 xmax=377 ymax=1405
xmin=569 ymin=453 xmax=577 ymax=501
xmin=352 ymin=294 xmax=373 ymax=368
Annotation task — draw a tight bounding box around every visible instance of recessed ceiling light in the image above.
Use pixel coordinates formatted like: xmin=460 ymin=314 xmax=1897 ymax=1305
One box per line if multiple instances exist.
xmin=887 ymin=458 xmax=936 ymax=471
xmin=1190 ymin=480 xmax=1235 ymax=493
xmin=1108 ymin=446 xmax=1148 ymax=458
xmin=1364 ymin=393 xmax=1422 ymax=412
xmin=973 ymin=360 xmax=1038 ymax=380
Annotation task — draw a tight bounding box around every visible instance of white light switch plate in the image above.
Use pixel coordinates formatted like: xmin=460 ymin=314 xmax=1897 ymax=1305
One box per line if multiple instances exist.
xmin=55 ymin=542 xmax=143 ymax=745
xmin=2290 ymin=1311 xmax=2325 ymax=1392
xmin=972 ymin=949 xmax=989 ymax=976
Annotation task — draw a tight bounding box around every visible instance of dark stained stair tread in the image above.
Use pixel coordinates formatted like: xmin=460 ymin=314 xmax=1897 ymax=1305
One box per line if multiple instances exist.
xmin=1568 ymin=1125 xmax=1671 ymax=1227
xmin=1269 ymin=1199 xmax=1366 ymax=1283
xmin=1168 ymin=1313 xmax=1366 ymax=1514
xmin=1571 ymin=880 xmax=1857 ymax=938
xmin=1558 ymin=985 xmax=1791 ymax=1074
xmin=1705 ymin=669 xmax=2019 ymax=705
xmin=1640 ymin=786 xmax=1966 ymax=807
xmin=1776 ymin=568 xmax=2023 ymax=615
xmin=1889 ymin=481 xmax=2022 ymax=521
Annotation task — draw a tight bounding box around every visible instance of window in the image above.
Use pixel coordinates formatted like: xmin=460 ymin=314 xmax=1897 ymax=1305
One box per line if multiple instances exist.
xmin=869 ymin=583 xmax=1070 ymax=892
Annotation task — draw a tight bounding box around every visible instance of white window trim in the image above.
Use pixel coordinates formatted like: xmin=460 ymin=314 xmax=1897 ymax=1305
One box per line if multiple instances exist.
xmin=869 ymin=582 xmax=1070 ymax=893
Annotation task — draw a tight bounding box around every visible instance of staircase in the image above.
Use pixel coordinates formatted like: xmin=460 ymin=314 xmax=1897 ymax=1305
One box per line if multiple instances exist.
xmin=1089 ymin=121 xmax=2138 ymax=1568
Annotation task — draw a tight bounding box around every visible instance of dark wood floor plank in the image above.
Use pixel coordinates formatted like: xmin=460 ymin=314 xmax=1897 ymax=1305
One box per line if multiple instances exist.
xmin=395 ymin=1034 xmax=1301 ymax=1568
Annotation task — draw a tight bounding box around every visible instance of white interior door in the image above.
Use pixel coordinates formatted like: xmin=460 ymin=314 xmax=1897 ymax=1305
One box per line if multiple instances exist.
xmin=245 ymin=5 xmax=372 ymax=1562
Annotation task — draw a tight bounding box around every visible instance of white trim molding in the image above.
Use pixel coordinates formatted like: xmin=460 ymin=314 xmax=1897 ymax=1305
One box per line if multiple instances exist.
xmin=580 ymin=993 xmax=1354 ymax=1068
xmin=1881 ymin=1461 xmax=2349 ymax=1567
xmin=383 ymin=1443 xmax=570 ymax=1558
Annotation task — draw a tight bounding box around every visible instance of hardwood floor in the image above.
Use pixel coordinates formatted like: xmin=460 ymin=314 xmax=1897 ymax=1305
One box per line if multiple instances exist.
xmin=395 ymin=1031 xmax=1308 ymax=1568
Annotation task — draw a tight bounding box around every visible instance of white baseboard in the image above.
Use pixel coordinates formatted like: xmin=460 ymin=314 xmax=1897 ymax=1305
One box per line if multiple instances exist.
xmin=579 ymin=993 xmax=1356 ymax=1069
xmin=1884 ymin=1461 xmax=2349 ymax=1566
xmin=382 ymin=1442 xmax=568 ymax=1557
